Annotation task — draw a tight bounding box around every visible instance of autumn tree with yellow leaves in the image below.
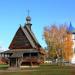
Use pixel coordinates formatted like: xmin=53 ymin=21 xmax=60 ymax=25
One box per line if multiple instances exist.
xmin=44 ymin=24 xmax=73 ymax=62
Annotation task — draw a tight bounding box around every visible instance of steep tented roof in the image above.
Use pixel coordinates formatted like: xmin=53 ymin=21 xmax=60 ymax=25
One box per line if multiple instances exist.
xmin=9 ymin=25 xmax=40 ymax=49
xmin=9 ymin=16 xmax=41 ymax=49
xmin=8 ymin=16 xmax=46 ymax=55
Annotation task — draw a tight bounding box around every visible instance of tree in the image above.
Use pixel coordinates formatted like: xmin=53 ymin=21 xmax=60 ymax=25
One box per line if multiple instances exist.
xmin=43 ymin=24 xmax=73 ymax=63
xmin=63 ymin=32 xmax=73 ymax=62
xmin=44 ymin=25 xmax=58 ymax=61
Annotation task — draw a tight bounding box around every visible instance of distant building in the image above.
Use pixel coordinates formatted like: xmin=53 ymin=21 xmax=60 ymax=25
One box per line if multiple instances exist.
xmin=0 ymin=15 xmax=46 ymax=67
xmin=68 ymin=23 xmax=75 ymax=63
xmin=68 ymin=23 xmax=75 ymax=56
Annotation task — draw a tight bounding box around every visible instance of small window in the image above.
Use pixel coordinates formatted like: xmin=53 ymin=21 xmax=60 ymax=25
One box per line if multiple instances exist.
xmin=74 ymin=48 xmax=75 ymax=53
xmin=31 ymin=53 xmax=38 ymax=56
xmin=23 ymin=53 xmax=30 ymax=57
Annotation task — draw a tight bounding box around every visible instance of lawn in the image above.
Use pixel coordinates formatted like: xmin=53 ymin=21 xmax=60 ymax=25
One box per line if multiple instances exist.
xmin=0 ymin=64 xmax=75 ymax=75
xmin=0 ymin=64 xmax=9 ymax=70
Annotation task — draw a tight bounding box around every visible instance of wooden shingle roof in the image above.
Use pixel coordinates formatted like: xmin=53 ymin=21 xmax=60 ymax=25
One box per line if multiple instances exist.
xmin=25 ymin=25 xmax=40 ymax=45
xmin=8 ymin=16 xmax=46 ymax=55
xmin=21 ymin=26 xmax=36 ymax=48
xmin=1 ymin=49 xmax=39 ymax=58
xmin=9 ymin=23 xmax=41 ymax=49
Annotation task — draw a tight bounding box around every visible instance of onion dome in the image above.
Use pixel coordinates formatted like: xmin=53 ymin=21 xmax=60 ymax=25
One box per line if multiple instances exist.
xmin=26 ymin=16 xmax=31 ymax=21
xmin=68 ymin=22 xmax=75 ymax=34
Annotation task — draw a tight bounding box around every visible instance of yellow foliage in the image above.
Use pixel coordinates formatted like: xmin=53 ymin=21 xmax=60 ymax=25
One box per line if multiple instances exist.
xmin=44 ymin=25 xmax=73 ymax=61
xmin=63 ymin=33 xmax=73 ymax=61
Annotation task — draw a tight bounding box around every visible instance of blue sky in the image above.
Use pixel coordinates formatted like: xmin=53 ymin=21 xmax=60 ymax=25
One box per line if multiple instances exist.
xmin=0 ymin=0 xmax=75 ymax=50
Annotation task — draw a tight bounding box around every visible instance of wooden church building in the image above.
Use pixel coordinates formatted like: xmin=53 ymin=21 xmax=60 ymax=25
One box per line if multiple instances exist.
xmin=1 ymin=15 xmax=46 ymax=67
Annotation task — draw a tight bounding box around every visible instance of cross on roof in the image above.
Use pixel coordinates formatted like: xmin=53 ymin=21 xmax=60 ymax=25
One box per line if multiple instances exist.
xmin=27 ymin=9 xmax=30 ymax=16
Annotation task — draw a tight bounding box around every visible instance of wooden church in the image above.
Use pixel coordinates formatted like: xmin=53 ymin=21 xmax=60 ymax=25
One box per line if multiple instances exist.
xmin=1 ymin=15 xmax=46 ymax=67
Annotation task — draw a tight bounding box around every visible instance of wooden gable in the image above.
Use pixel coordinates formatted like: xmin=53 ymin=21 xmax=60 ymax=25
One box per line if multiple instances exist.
xmin=25 ymin=25 xmax=41 ymax=48
xmin=9 ymin=26 xmax=33 ymax=49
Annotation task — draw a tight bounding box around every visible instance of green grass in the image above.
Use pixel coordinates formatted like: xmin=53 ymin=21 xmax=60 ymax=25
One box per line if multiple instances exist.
xmin=0 ymin=64 xmax=9 ymax=70
xmin=0 ymin=64 xmax=75 ymax=75
xmin=0 ymin=72 xmax=31 ymax=75
xmin=31 ymin=64 xmax=74 ymax=75
xmin=0 ymin=64 xmax=9 ymax=67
